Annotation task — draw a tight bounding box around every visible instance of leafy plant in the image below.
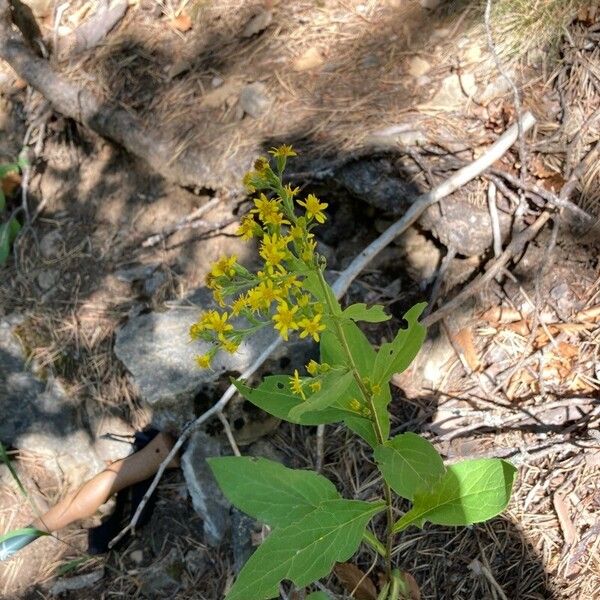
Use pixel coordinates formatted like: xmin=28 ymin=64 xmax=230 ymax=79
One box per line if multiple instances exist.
xmin=190 ymin=146 xmax=517 ymax=599
xmin=0 ymin=159 xmax=24 ymax=266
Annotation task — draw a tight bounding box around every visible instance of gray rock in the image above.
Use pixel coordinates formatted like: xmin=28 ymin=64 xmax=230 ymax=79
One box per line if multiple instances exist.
xmin=0 ymin=318 xmax=103 ymax=485
xmin=181 ymin=431 xmax=231 ymax=546
xmin=365 ymin=123 xmax=428 ymax=149
xmin=37 ymin=269 xmax=59 ymax=291
xmin=241 ymin=9 xmax=272 ymax=38
xmin=419 ymin=183 xmax=512 ymax=256
xmin=39 ymin=230 xmax=63 ymax=259
xmin=114 ymin=287 xmax=278 ymax=428
xmin=49 ymin=569 xmax=104 ymax=596
xmin=335 ymin=159 xmax=420 ymax=215
xmin=140 ymin=549 xmax=183 ymax=599
xmin=143 ymin=269 xmax=167 ymax=297
xmin=420 ymin=0 xmax=441 ymax=8
xmin=232 ymin=509 xmax=257 ymax=573
xmin=239 ymin=83 xmax=271 ymax=118
xmin=115 ymin=263 xmax=158 ymax=283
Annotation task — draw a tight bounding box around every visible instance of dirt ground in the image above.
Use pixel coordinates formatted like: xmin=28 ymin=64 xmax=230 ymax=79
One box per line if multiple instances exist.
xmin=0 ymin=0 xmax=599 ymax=599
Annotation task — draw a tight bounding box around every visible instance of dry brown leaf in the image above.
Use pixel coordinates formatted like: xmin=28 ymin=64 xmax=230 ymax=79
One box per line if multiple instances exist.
xmin=481 ymin=306 xmax=523 ymax=324
xmin=530 ymin=155 xmax=556 ymax=178
xmin=333 ymin=563 xmax=377 ymax=600
xmin=171 ymin=12 xmax=192 ymax=32
xmin=540 ymin=173 xmax=566 ymax=193
xmin=293 ymin=47 xmax=324 ymax=71
xmin=399 ymin=571 xmax=421 ymax=599
xmin=505 ymin=320 xmax=531 ymax=337
xmin=1 ymin=171 xmax=21 ymax=196
xmin=453 ymin=327 xmax=481 ymax=371
xmin=553 ymin=492 xmax=577 ymax=546
xmin=576 ymin=305 xmax=600 ymax=322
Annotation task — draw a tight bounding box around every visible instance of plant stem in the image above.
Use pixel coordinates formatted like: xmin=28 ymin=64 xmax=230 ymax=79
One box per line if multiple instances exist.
xmin=363 ymin=530 xmax=387 ymax=558
xmin=315 ymin=268 xmax=395 ymax=580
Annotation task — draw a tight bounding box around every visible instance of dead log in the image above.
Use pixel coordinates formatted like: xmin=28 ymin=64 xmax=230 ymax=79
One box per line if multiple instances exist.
xmin=0 ymin=0 xmax=251 ymax=191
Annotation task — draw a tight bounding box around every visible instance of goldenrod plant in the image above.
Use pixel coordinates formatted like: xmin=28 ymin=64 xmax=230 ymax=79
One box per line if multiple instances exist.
xmin=190 ymin=147 xmax=516 ymax=600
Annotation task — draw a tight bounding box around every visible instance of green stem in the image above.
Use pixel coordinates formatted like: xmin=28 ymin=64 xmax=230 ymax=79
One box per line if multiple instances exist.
xmin=315 ymin=268 xmax=395 ymax=580
xmin=362 ymin=530 xmax=387 ymax=558
xmin=388 ymin=569 xmax=401 ymax=600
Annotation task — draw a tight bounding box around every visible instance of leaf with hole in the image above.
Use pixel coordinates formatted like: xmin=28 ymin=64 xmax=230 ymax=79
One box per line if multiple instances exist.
xmin=392 ymin=459 xmax=517 ymax=532
xmin=208 ymin=456 xmax=339 ymax=528
xmin=372 ymin=303 xmax=427 ymax=386
xmin=342 ymin=303 xmax=391 ymax=323
xmin=374 ymin=433 xmax=445 ymax=500
xmin=226 ymin=499 xmax=385 ymax=600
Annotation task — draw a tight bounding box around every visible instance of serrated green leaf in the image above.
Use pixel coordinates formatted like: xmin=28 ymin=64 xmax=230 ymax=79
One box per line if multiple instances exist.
xmin=208 ymin=456 xmax=339 ymax=528
xmin=0 ymin=441 xmax=27 ymax=496
xmin=289 ymin=370 xmax=354 ymax=420
xmin=374 ymin=433 xmax=445 ymax=501
xmin=372 ymin=303 xmax=427 ymax=386
xmin=233 ymin=377 xmax=345 ymax=426
xmin=306 ymin=593 xmax=330 ymax=600
xmin=392 ymin=459 xmax=517 ymax=532
xmin=342 ymin=303 xmax=391 ymax=323
xmin=227 ymin=499 xmax=385 ymax=600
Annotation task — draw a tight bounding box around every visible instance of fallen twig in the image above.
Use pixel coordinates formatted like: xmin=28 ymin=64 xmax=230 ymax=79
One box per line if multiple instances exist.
xmin=109 ymin=112 xmax=537 ymax=548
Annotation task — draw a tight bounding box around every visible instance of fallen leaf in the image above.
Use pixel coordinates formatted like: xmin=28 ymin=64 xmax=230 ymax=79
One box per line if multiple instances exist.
xmin=453 ymin=327 xmax=481 ymax=372
xmin=553 ymin=492 xmax=577 ymax=546
xmin=481 ymin=306 xmax=523 ymax=324
xmin=576 ymin=305 xmax=600 ymax=322
xmin=398 ymin=571 xmax=421 ymax=599
xmin=529 ymin=155 xmax=556 ymax=178
xmin=333 ymin=563 xmax=377 ymax=600
xmin=171 ymin=12 xmax=192 ymax=32
xmin=293 ymin=47 xmax=324 ymax=71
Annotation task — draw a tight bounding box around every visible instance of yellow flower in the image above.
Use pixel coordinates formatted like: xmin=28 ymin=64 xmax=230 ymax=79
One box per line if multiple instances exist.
xmin=290 ymin=224 xmax=304 ymax=241
xmin=298 ymin=313 xmax=326 ymax=342
xmin=260 ymin=234 xmax=289 ymax=268
xmin=280 ymin=273 xmax=302 ymax=295
xmin=247 ymin=287 xmax=263 ymax=312
xmin=231 ymin=294 xmax=249 ymax=316
xmin=272 ymin=301 xmax=299 ymax=341
xmin=195 ymin=353 xmax=212 ymax=369
xmin=236 ymin=215 xmax=259 ymax=240
xmin=289 ymin=369 xmax=305 ymax=399
xmin=349 ymin=398 xmax=361 ymax=412
xmin=252 ymin=194 xmax=282 ymax=225
xmin=221 ymin=337 xmax=240 ymax=354
xmin=301 ymin=238 xmax=317 ymax=262
xmin=309 ymin=380 xmax=321 ymax=393
xmin=210 ymin=255 xmax=237 ymax=278
xmin=306 ymin=359 xmax=320 ymax=376
xmin=255 ymin=279 xmax=282 ymax=309
xmin=282 ymin=184 xmax=300 ymax=198
xmin=263 ymin=209 xmax=289 ymax=228
xmin=297 ymin=294 xmax=311 ymax=308
xmin=297 ymin=194 xmax=328 ymax=223
xmin=254 ymin=157 xmax=270 ymax=172
xmin=269 ymin=145 xmax=297 ymax=159
xmin=207 ymin=311 xmax=234 ymax=335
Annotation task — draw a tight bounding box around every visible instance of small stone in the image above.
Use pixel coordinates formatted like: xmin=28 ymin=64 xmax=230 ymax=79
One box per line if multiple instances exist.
xmin=130 ymin=550 xmax=144 ymax=564
xmin=181 ymin=431 xmax=231 ymax=546
xmin=143 ymin=270 xmax=167 ymax=297
xmin=115 ymin=263 xmax=158 ymax=283
xmin=211 ymin=76 xmax=223 ymax=88
xmin=37 ymin=269 xmax=59 ymax=291
xmin=407 ymin=56 xmax=430 ymax=78
xmin=419 ymin=0 xmax=441 ymax=8
xmin=476 ymin=72 xmax=515 ymax=104
xmin=139 ymin=549 xmax=182 ymax=598
xmin=416 ymin=75 xmax=431 ymax=87
xmin=241 ymin=9 xmax=272 ymax=38
xmin=428 ymin=71 xmax=477 ymax=108
xmin=239 ymin=83 xmax=271 ymax=118
xmin=293 ymin=47 xmax=324 ymax=72
xmin=365 ymin=123 xmax=427 ymax=149
xmin=39 ymin=230 xmax=63 ymax=259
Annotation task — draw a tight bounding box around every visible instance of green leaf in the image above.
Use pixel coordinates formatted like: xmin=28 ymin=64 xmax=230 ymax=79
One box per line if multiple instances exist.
xmin=374 ymin=433 xmax=446 ymax=501
xmin=321 ymin=318 xmax=375 ymax=378
xmin=392 ymin=459 xmax=517 ymax=532
xmin=372 ymin=303 xmax=427 ymax=386
xmin=342 ymin=303 xmax=391 ymax=323
xmin=306 ymin=593 xmax=330 ymax=600
xmin=0 ymin=217 xmax=21 ymax=266
xmin=208 ymin=456 xmax=339 ymax=528
xmin=0 ymin=527 xmax=48 ymax=561
xmin=0 ymin=188 xmax=5 ymax=213
xmin=226 ymin=499 xmax=385 ymax=600
xmin=289 ymin=370 xmax=354 ymax=420
xmin=0 ymin=442 xmax=27 ymax=496
xmin=0 ymin=163 xmax=19 ymax=179
xmin=233 ymin=377 xmax=346 ymax=426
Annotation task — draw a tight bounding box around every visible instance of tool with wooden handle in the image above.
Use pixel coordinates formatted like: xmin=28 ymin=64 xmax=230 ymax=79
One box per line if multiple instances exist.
xmin=0 ymin=432 xmax=178 ymax=561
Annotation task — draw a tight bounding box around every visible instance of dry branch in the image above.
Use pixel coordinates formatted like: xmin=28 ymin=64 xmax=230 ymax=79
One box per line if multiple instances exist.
xmin=0 ymin=2 xmax=249 ymax=191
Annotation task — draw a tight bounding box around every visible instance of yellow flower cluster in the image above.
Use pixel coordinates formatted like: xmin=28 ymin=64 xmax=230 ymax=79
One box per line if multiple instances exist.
xmin=191 ymin=145 xmax=330 ymax=369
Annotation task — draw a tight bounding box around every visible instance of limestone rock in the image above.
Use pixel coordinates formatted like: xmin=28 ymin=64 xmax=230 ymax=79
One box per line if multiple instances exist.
xmin=114 ymin=287 xmax=278 ymax=428
xmin=239 ymin=83 xmax=271 ymax=118
xmin=181 ymin=431 xmax=231 ymax=546
xmin=0 ymin=317 xmax=103 ymax=486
